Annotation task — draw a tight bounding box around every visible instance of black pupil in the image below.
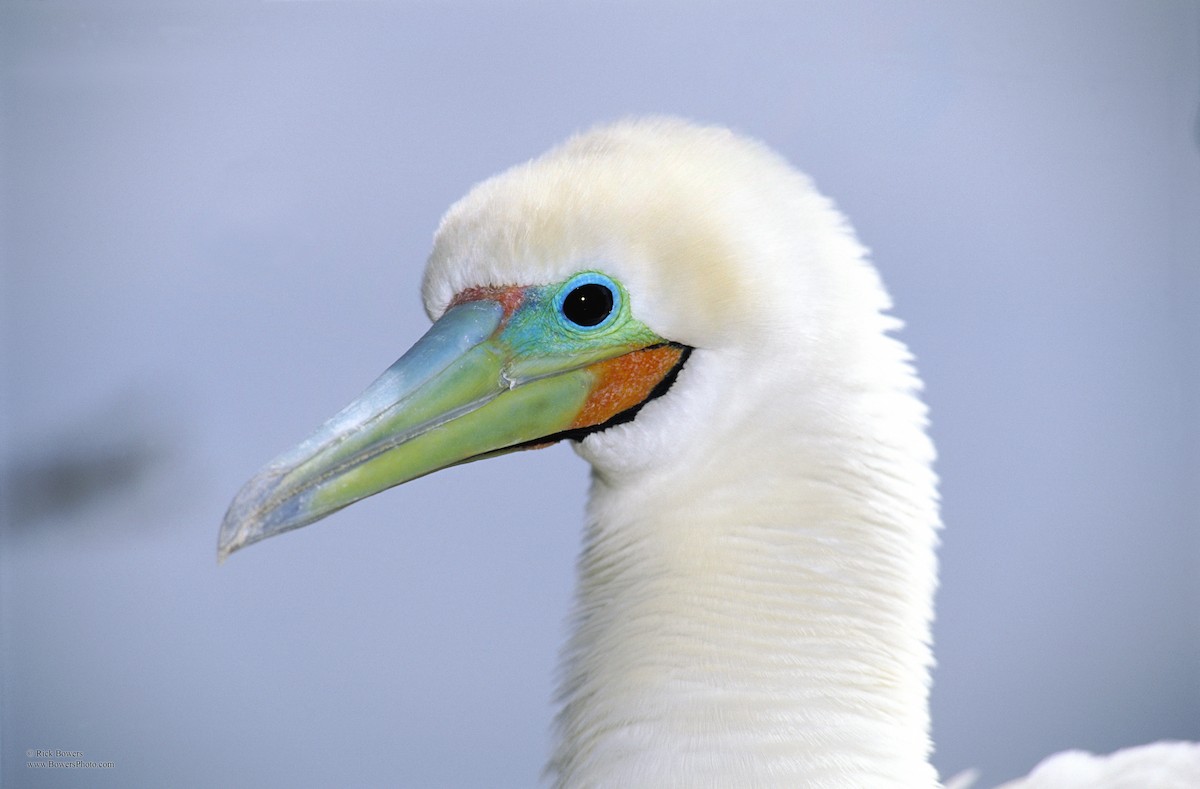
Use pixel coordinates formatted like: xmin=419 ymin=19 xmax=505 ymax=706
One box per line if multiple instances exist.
xmin=561 ymin=283 xmax=614 ymax=327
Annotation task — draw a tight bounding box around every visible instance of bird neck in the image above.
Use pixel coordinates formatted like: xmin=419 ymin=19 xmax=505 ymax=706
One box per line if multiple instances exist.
xmin=550 ymin=350 xmax=941 ymax=788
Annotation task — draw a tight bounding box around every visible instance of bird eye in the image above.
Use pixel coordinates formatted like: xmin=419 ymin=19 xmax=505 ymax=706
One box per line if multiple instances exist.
xmin=557 ymin=274 xmax=618 ymax=329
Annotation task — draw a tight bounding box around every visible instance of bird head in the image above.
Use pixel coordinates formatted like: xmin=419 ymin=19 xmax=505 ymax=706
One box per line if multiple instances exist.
xmin=218 ymin=118 xmax=895 ymax=560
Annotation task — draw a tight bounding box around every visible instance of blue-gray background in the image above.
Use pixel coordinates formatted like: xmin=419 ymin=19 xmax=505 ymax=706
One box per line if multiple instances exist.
xmin=2 ymin=2 xmax=1197 ymax=787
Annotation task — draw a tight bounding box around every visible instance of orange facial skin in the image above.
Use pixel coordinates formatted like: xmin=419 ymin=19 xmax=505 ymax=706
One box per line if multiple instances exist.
xmin=572 ymin=345 xmax=685 ymax=430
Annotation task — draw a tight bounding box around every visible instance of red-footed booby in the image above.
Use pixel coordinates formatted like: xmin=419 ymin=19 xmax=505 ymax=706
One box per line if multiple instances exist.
xmin=219 ymin=118 xmax=1199 ymax=788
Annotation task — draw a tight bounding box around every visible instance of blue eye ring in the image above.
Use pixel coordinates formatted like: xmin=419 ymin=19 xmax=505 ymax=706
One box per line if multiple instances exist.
xmin=555 ymin=272 xmax=621 ymax=331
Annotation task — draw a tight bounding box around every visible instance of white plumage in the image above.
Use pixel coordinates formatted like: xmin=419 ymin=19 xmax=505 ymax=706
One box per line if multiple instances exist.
xmin=430 ymin=119 xmax=1199 ymax=787
xmin=427 ymin=119 xmax=941 ymax=787
xmin=992 ymin=742 xmax=1200 ymax=789
xmin=224 ymin=117 xmax=1200 ymax=787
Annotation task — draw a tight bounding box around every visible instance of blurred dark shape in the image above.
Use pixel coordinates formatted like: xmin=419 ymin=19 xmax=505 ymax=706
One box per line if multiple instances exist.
xmin=2 ymin=390 xmax=177 ymax=531
xmin=7 ymin=442 xmax=166 ymax=526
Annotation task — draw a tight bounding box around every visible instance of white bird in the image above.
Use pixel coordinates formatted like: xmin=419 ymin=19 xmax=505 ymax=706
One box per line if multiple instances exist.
xmin=219 ymin=118 xmax=1199 ymax=788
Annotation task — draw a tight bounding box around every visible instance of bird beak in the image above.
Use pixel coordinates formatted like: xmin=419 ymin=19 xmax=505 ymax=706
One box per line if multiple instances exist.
xmin=218 ymin=297 xmax=683 ymax=561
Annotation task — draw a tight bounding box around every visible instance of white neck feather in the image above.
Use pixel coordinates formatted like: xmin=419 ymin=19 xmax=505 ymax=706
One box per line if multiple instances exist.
xmin=550 ymin=329 xmax=941 ymax=788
